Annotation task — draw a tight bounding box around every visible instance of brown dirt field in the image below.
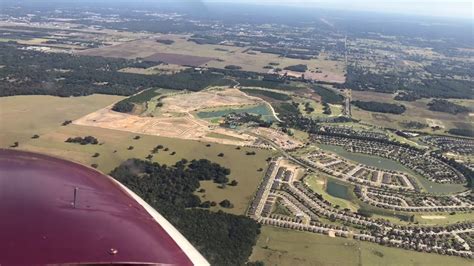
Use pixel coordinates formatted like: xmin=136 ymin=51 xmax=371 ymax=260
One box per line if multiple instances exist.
xmin=144 ymin=52 xmax=214 ymax=66
xmin=73 ymin=107 xmax=258 ymax=146
xmin=74 ymin=89 xmax=270 ymax=146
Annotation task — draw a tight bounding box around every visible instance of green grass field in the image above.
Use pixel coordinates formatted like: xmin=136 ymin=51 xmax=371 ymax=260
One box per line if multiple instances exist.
xmin=0 ymin=94 xmax=124 ymax=147
xmin=250 ymin=226 xmax=473 ymax=266
xmin=0 ymin=95 xmax=274 ymax=215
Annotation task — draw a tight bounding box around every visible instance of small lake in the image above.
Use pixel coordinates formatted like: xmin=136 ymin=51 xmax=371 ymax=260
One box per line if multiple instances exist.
xmin=196 ymin=104 xmax=276 ymax=121
xmin=318 ymin=144 xmax=468 ymax=194
xmin=326 ymin=180 xmax=351 ymax=200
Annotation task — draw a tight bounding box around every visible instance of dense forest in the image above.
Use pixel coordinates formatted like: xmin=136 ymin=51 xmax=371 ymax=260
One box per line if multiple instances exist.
xmin=0 ymin=43 xmax=231 ymax=97
xmin=352 ymin=100 xmax=406 ymax=114
xmin=110 ymin=159 xmax=260 ymax=265
xmin=343 ymin=66 xmax=474 ymax=99
xmin=427 ymin=99 xmax=470 ymax=114
xmin=240 ymin=88 xmax=291 ymax=101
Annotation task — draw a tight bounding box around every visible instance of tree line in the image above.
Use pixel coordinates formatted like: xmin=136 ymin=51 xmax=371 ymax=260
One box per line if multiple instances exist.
xmin=352 ymin=100 xmax=406 ymax=114
xmin=0 ymin=43 xmax=232 ymax=97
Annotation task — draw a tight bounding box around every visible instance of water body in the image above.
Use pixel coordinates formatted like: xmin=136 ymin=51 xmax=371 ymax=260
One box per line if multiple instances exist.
xmin=196 ymin=104 xmax=276 ymax=121
xmin=318 ymin=144 xmax=467 ymax=194
xmin=326 ymin=180 xmax=351 ymax=200
xmin=318 ymin=144 xmax=413 ymax=173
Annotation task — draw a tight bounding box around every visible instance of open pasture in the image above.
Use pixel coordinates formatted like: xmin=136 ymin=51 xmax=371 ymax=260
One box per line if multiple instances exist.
xmin=351 ymin=90 xmax=473 ymax=132
xmin=144 ymin=52 xmax=214 ymax=66
xmin=0 ymin=94 xmax=124 ymax=147
xmin=0 ymin=94 xmax=274 ymax=215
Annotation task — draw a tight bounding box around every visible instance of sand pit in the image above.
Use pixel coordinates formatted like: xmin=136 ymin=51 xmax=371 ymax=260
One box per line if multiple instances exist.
xmin=420 ymin=215 xmax=446 ymax=220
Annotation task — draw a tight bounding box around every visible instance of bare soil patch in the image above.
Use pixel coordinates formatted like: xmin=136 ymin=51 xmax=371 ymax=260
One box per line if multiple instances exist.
xmin=74 ymin=108 xmax=257 ymax=146
xmin=74 ymin=89 xmax=268 ymax=147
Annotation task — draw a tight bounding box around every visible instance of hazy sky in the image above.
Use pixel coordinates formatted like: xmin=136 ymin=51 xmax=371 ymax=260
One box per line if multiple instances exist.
xmin=205 ymin=0 xmax=473 ymax=18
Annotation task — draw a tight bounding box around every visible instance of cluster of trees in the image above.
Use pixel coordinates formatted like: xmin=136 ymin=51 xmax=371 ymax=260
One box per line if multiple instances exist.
xmin=156 ymin=39 xmax=174 ymax=45
xmin=65 ymin=136 xmax=99 ymax=145
xmin=187 ymin=159 xmax=231 ymax=184
xmin=111 ymin=101 xmax=134 ymax=113
xmin=112 ymin=88 xmax=162 ymax=113
xmin=400 ymin=121 xmax=428 ymax=129
xmin=312 ymin=86 xmax=343 ymax=104
xmin=322 ymin=102 xmax=331 ymax=115
xmin=352 ymin=100 xmax=406 ymax=114
xmin=110 ymin=159 xmax=260 ymax=265
xmin=303 ymin=102 xmax=314 ymax=114
xmin=427 ymin=99 xmax=470 ymax=114
xmin=224 ymin=65 xmax=242 ymax=70
xmin=283 ymin=64 xmax=308 ymax=72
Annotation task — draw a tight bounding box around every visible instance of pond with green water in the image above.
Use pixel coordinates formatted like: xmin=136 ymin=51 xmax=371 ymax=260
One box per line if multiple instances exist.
xmin=326 ymin=180 xmax=351 ymax=200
